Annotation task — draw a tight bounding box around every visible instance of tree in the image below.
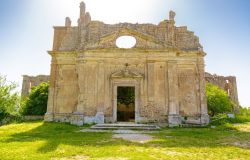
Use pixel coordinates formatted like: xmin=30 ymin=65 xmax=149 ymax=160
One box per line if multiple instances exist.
xmin=20 ymin=82 xmax=49 ymax=115
xmin=0 ymin=75 xmax=19 ymax=121
xmin=206 ymin=82 xmax=233 ymax=116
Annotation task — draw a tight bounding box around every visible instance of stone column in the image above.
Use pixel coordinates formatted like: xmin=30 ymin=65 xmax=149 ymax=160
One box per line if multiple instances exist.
xmin=198 ymin=64 xmax=209 ymax=125
xmin=44 ymin=56 xmax=57 ymax=122
xmin=70 ymin=60 xmax=85 ymax=126
xmin=168 ymin=61 xmax=181 ymax=126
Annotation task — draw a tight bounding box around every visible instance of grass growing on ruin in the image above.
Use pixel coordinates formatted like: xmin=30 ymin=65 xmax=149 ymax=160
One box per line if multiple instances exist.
xmin=0 ymin=121 xmax=250 ymax=160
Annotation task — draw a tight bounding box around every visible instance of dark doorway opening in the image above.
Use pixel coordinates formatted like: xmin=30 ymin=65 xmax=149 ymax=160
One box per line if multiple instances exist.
xmin=117 ymin=86 xmax=135 ymax=122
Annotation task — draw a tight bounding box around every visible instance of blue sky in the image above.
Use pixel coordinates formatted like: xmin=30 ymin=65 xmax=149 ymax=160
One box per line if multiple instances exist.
xmin=0 ymin=0 xmax=249 ymax=107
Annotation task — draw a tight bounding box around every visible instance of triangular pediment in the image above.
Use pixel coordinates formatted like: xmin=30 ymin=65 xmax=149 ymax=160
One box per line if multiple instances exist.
xmin=85 ymin=28 xmax=166 ymax=49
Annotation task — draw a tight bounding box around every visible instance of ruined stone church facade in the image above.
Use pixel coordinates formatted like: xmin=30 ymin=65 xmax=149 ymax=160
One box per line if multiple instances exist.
xmin=44 ymin=2 xmax=210 ymax=126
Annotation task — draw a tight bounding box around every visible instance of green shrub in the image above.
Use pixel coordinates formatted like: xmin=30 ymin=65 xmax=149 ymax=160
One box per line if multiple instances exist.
xmin=0 ymin=75 xmax=19 ymax=121
xmin=0 ymin=113 xmax=23 ymax=125
xmin=0 ymin=106 xmax=7 ymax=122
xmin=239 ymin=107 xmax=250 ymax=115
xmin=206 ymin=82 xmax=234 ymax=116
xmin=210 ymin=113 xmax=250 ymax=126
xmin=20 ymin=82 xmax=49 ymax=115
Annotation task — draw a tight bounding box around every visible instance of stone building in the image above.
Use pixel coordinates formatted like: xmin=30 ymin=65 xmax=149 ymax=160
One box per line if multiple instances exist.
xmin=43 ymin=1 xmax=211 ymax=126
xmin=21 ymin=75 xmax=50 ymax=97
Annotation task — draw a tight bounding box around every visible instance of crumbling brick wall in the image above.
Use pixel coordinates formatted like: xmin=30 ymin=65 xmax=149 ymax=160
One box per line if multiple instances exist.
xmin=21 ymin=75 xmax=50 ymax=97
xmin=205 ymin=72 xmax=239 ymax=111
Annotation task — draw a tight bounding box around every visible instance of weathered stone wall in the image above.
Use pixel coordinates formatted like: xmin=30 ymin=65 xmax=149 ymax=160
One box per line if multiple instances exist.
xmin=58 ymin=19 xmax=202 ymax=52
xmin=54 ymin=2 xmax=202 ymax=52
xmin=25 ymin=71 xmax=239 ymax=114
xmin=45 ymin=51 xmax=208 ymax=126
xmin=178 ymin=66 xmax=199 ymax=116
xmin=21 ymin=75 xmax=50 ymax=97
xmin=205 ymin=72 xmax=239 ymax=111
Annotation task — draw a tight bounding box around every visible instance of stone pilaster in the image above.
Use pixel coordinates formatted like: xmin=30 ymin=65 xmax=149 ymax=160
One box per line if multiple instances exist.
xmin=168 ymin=61 xmax=181 ymax=126
xmin=147 ymin=62 xmax=155 ymax=102
xmin=70 ymin=61 xmax=85 ymax=126
xmin=198 ymin=63 xmax=209 ymax=125
xmin=95 ymin=62 xmax=105 ymax=124
xmin=45 ymin=56 xmax=57 ymax=122
xmin=97 ymin=62 xmax=105 ymax=112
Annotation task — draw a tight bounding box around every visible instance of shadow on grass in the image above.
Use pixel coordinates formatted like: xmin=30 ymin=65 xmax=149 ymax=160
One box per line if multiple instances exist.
xmin=3 ymin=122 xmax=112 ymax=153
xmin=3 ymin=121 xmax=250 ymax=153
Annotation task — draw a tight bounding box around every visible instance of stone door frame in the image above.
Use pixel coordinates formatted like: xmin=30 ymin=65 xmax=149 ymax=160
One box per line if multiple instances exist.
xmin=112 ymin=79 xmax=140 ymax=123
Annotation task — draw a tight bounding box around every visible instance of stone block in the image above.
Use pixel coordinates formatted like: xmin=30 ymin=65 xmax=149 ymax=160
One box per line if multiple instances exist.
xmin=168 ymin=114 xmax=181 ymax=127
xmin=44 ymin=112 xmax=54 ymax=122
xmin=95 ymin=112 xmax=104 ymax=124
xmin=201 ymin=114 xmax=210 ymax=125
xmin=70 ymin=113 xmax=84 ymax=126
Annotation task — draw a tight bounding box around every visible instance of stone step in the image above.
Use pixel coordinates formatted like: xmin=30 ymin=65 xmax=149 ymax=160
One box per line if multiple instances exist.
xmin=181 ymin=123 xmax=205 ymax=127
xmin=91 ymin=123 xmax=160 ymax=130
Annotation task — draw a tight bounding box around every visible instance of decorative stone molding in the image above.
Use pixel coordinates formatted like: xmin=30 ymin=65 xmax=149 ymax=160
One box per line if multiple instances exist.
xmin=110 ymin=68 xmax=144 ymax=79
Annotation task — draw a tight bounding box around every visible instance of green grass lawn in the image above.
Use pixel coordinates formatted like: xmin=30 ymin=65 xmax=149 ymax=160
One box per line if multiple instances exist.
xmin=0 ymin=121 xmax=250 ymax=160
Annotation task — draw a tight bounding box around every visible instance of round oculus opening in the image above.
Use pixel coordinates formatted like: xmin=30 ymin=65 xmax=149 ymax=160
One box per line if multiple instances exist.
xmin=116 ymin=36 xmax=136 ymax=48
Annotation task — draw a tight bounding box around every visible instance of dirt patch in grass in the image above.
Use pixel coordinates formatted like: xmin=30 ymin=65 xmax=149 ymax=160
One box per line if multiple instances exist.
xmin=222 ymin=141 xmax=250 ymax=149
xmin=233 ymin=123 xmax=250 ymax=132
xmin=112 ymin=133 xmax=153 ymax=143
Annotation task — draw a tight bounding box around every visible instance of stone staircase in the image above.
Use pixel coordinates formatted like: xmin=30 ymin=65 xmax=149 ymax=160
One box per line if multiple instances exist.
xmin=90 ymin=123 xmax=160 ymax=130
